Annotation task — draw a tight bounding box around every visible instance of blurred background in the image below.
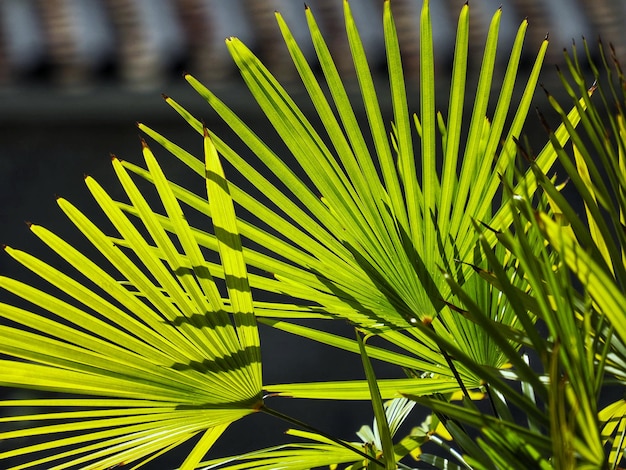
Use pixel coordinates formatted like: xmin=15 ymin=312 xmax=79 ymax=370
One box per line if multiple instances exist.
xmin=2 ymin=0 xmax=626 ymax=93
xmin=1 ymin=0 xmax=625 ymax=467
xmin=2 ymin=0 xmax=625 ymax=119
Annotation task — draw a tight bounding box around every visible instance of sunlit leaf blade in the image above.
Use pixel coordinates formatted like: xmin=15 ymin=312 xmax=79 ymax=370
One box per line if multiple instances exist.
xmin=437 ymin=2 xmax=468 ymax=240
xmin=356 ymin=332 xmax=395 ymax=469
xmin=264 ymin=376 xmax=479 ymax=401
xmin=419 ymin=0 xmax=437 ymax=276
xmin=181 ymin=424 xmax=230 ymax=470
xmin=203 ymin=127 xmax=261 ymax=381
xmin=599 ymin=399 xmax=626 ymax=466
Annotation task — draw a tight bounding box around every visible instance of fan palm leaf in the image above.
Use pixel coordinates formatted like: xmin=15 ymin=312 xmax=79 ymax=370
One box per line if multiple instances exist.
xmin=0 ymin=134 xmax=262 ymax=469
xmin=134 ymin=0 xmax=584 ymax=397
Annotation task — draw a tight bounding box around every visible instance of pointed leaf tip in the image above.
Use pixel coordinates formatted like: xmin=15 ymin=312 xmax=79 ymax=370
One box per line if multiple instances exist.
xmin=477 ymin=220 xmax=501 ymax=234
xmin=536 ymin=108 xmax=552 ymax=133
xmin=443 ymin=300 xmax=468 ymax=314
xmin=589 ymin=81 xmax=598 ymax=95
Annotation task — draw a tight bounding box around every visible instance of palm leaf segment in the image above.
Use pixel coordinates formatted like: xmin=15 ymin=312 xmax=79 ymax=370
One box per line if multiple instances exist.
xmin=0 ymin=134 xmax=262 ymax=469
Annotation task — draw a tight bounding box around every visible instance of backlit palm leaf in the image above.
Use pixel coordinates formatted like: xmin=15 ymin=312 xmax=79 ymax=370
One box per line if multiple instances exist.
xmin=530 ymin=41 xmax=626 ymax=466
xmin=0 ymin=134 xmax=262 ymax=469
xmin=135 ymin=1 xmax=582 ymax=398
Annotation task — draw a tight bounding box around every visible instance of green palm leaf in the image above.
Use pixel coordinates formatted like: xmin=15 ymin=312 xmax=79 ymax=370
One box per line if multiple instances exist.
xmin=0 ymin=136 xmax=262 ymax=468
xmin=132 ymin=0 xmax=583 ymax=398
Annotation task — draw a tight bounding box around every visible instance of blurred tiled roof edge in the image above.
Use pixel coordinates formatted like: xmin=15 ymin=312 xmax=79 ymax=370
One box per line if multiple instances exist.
xmin=1 ymin=0 xmax=624 ymax=122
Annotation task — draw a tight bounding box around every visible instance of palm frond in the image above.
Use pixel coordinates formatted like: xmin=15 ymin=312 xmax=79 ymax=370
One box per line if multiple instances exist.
xmin=125 ymin=1 xmax=586 ymax=408
xmin=149 ymin=0 xmax=551 ymax=330
xmin=0 ymin=138 xmax=262 ymax=468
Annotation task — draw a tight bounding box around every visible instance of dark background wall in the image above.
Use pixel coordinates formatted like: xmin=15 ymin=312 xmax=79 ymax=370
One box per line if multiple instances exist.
xmin=0 ymin=0 xmax=622 ymax=467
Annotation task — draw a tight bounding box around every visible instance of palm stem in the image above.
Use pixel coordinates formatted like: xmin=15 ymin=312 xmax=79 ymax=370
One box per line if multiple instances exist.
xmin=259 ymin=403 xmax=385 ymax=467
xmin=428 ymin=322 xmax=471 ymax=399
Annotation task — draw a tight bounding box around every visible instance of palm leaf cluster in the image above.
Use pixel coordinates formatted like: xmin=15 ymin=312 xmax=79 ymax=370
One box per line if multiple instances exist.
xmin=403 ymin=40 xmax=626 ymax=469
xmin=0 ymin=0 xmax=624 ymax=468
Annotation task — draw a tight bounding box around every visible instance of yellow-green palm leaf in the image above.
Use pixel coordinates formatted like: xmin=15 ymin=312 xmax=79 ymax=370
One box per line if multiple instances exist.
xmin=151 ymin=0 xmax=547 ymax=330
xmin=0 ymin=134 xmax=262 ymax=469
xmin=134 ymin=0 xmax=582 ymax=397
